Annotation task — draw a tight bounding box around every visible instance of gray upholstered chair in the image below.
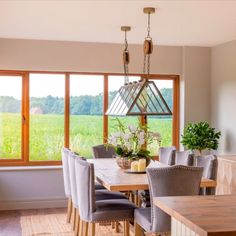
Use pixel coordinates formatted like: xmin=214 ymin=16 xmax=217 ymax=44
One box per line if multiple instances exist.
xmin=195 ymin=155 xmax=218 ymax=195
xmin=61 ymin=147 xmax=73 ymax=223
xmin=92 ymin=144 xmax=115 ymax=190
xmin=68 ymin=150 xmax=79 ymax=231
xmin=175 ymin=150 xmax=194 ymax=166
xmin=134 ymin=165 xmax=203 ymax=235
xmin=68 ymin=152 xmax=127 ymax=234
xmin=92 ymin=143 xmax=134 ymax=208
xmin=159 ymin=146 xmax=176 ymax=165
xmin=92 ymin=144 xmax=115 ymax=159
xmin=75 ymin=157 xmax=136 ymax=236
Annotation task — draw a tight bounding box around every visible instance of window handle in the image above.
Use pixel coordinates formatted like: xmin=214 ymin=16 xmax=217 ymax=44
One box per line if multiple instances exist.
xmin=22 ymin=115 xmax=26 ymax=125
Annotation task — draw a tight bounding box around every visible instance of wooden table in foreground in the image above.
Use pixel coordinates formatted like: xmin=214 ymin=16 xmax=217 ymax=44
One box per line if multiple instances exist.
xmin=154 ymin=195 xmax=236 ymax=236
xmin=89 ymin=158 xmax=217 ymax=192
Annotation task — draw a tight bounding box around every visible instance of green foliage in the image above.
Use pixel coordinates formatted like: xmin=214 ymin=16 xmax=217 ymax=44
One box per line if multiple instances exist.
xmin=0 ymin=96 xmax=21 ymax=113
xmin=181 ymin=121 xmax=221 ymax=153
xmin=0 ymin=114 xmax=172 ymax=160
xmin=136 ymin=149 xmax=150 ymax=158
xmin=0 ymin=88 xmax=172 ymax=115
xmin=159 ymin=88 xmax=173 ymax=111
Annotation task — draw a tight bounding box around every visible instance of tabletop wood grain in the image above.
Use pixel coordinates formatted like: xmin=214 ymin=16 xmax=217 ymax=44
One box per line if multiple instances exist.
xmin=154 ymin=195 xmax=236 ymax=236
xmin=89 ymin=158 xmax=217 ymax=192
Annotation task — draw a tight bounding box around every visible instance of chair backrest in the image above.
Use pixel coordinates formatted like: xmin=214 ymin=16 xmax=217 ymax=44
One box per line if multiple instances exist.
xmin=175 ymin=151 xmax=194 ymax=166
xmin=68 ymin=151 xmax=86 ymax=208
xmin=195 ymin=155 xmax=218 ymax=195
xmin=92 ymin=144 xmax=115 ymax=159
xmin=61 ymin=147 xmax=71 ymax=197
xmin=75 ymin=157 xmax=96 ymax=221
xmin=159 ymin=146 xmax=176 ymax=165
xmin=147 ymin=165 xmax=203 ymax=232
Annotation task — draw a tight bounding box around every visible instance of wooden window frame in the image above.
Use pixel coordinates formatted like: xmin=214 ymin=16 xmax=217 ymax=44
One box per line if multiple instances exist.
xmin=0 ymin=70 xmax=179 ymax=166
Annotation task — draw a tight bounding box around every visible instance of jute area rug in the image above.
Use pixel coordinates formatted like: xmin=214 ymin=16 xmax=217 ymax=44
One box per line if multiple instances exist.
xmin=20 ymin=210 xmax=132 ymax=236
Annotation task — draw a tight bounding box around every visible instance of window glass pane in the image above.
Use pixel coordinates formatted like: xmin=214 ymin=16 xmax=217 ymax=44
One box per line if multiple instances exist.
xmin=29 ymin=74 xmax=65 ymax=161
xmin=148 ymin=79 xmax=173 ymax=155
xmin=108 ymin=76 xmax=141 ymax=134
xmin=70 ymin=75 xmax=103 ymax=158
xmin=0 ymin=76 xmax=22 ymax=159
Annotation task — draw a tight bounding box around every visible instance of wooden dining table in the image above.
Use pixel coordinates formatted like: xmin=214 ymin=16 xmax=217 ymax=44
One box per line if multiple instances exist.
xmin=154 ymin=195 xmax=236 ymax=236
xmin=88 ymin=158 xmax=217 ymax=192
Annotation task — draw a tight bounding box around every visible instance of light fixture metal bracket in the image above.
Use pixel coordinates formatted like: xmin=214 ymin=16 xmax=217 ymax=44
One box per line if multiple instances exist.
xmin=121 ymin=26 xmax=131 ymax=32
xmin=143 ymin=7 xmax=155 ymax=14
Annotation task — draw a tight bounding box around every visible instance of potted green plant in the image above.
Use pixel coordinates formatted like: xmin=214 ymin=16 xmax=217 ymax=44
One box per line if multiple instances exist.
xmin=181 ymin=121 xmax=221 ymax=156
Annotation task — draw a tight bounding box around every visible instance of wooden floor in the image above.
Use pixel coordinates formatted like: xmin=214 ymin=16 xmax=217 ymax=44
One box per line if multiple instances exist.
xmin=0 ymin=208 xmax=135 ymax=236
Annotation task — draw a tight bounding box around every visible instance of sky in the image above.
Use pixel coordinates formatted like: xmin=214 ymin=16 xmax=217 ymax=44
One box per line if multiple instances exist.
xmin=0 ymin=74 xmax=172 ymax=99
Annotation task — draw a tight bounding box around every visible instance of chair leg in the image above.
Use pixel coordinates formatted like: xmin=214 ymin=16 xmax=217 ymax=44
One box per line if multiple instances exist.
xmin=75 ymin=211 xmax=80 ymax=236
xmin=111 ymin=222 xmax=115 ymax=229
xmin=84 ymin=222 xmax=89 ymax=236
xmin=115 ymin=221 xmax=119 ymax=233
xmin=123 ymin=220 xmax=130 ymax=236
xmin=91 ymin=223 xmax=96 ymax=236
xmin=137 ymin=196 xmax=142 ymax=207
xmin=67 ymin=198 xmax=72 ymax=223
xmin=79 ymin=220 xmax=84 ymax=236
xmin=134 ymin=194 xmax=138 ymax=206
xmin=129 ymin=192 xmax=134 ymax=202
xmin=72 ymin=207 xmax=77 ymax=230
xmin=134 ymin=222 xmax=143 ymax=236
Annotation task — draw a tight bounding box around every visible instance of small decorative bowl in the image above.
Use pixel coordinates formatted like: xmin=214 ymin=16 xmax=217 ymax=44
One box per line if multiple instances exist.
xmin=115 ymin=155 xmax=151 ymax=169
xmin=115 ymin=156 xmax=132 ymax=169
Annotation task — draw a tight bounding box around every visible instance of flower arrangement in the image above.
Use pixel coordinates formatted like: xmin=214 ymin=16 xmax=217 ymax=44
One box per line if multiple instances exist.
xmin=108 ymin=118 xmax=161 ymax=161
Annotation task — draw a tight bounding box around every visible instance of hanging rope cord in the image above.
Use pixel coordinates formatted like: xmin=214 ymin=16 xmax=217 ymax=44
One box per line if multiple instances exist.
xmin=123 ymin=30 xmax=129 ymax=84
xmin=143 ymin=12 xmax=152 ymax=76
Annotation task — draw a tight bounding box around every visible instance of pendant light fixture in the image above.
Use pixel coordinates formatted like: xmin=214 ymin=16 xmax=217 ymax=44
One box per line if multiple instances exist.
xmin=106 ymin=7 xmax=172 ymax=116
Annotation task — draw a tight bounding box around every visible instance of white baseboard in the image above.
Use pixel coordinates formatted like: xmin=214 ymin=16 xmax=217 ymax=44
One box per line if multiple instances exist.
xmin=0 ymin=197 xmax=67 ymax=210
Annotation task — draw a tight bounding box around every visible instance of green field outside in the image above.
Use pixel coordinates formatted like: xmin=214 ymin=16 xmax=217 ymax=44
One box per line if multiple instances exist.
xmin=0 ymin=113 xmax=21 ymax=159
xmin=0 ymin=113 xmax=172 ymax=160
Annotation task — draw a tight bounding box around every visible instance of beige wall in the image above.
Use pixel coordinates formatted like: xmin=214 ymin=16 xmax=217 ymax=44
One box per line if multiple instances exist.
xmin=211 ymin=40 xmax=236 ymax=155
xmin=182 ymin=46 xmax=211 ymax=124
xmin=178 ymin=46 xmax=211 ymax=149
xmin=0 ymin=38 xmax=182 ymax=74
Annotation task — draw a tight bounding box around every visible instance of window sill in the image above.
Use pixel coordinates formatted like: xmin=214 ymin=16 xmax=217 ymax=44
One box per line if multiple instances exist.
xmin=0 ymin=165 xmax=62 ymax=172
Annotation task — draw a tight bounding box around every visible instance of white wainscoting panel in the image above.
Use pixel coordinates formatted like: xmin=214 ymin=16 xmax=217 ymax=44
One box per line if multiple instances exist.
xmin=171 ymin=217 xmax=199 ymax=236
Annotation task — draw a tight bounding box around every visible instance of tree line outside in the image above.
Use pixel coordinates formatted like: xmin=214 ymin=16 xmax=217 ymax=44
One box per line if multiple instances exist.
xmin=0 ymin=88 xmax=172 ymax=115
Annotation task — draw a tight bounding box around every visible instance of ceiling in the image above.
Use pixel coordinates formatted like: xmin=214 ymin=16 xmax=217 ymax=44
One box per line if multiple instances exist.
xmin=0 ymin=0 xmax=236 ymax=47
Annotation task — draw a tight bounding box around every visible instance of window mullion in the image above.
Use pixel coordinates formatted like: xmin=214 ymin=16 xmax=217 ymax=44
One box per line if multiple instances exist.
xmin=103 ymin=74 xmax=108 ymax=143
xmin=172 ymin=77 xmax=180 ymax=149
xmin=65 ymin=73 xmax=70 ymax=148
xmin=22 ymin=72 xmax=29 ymax=164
